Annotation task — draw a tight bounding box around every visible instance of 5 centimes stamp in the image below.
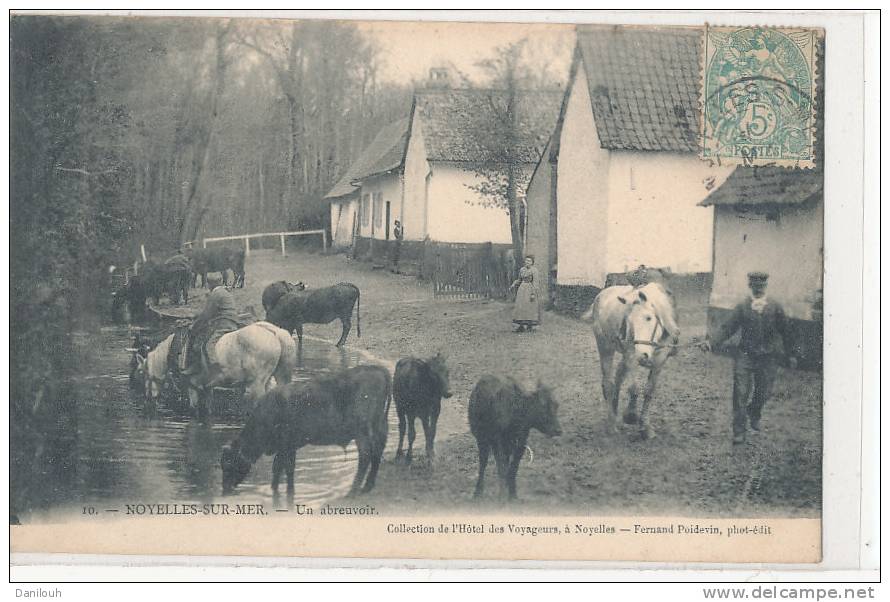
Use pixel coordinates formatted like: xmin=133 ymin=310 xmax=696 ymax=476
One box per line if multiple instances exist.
xmin=701 ymin=26 xmax=821 ymax=168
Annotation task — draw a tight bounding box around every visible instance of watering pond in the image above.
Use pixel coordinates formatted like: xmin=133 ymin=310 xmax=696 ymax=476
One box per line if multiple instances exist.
xmin=19 ymin=325 xmax=395 ymax=522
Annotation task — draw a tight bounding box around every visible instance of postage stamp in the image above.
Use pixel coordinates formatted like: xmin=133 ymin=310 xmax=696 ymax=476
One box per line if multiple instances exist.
xmin=701 ymin=26 xmax=821 ymax=168
xmin=11 ymin=12 xmax=866 ymax=573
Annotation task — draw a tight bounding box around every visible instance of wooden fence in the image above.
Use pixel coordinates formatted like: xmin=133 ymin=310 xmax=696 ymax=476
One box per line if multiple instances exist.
xmin=184 ymin=229 xmax=327 ymax=256
xmin=427 ymin=242 xmax=514 ymax=300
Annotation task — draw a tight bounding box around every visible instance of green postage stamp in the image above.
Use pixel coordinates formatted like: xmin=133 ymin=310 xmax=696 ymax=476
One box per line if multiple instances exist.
xmin=702 ymin=26 xmax=821 ymax=168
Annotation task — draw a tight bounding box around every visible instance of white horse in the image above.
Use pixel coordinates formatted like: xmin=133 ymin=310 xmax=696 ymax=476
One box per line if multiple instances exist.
xmin=581 ymin=282 xmax=680 ymax=439
xmin=135 ymin=334 xmax=175 ymax=400
xmin=135 ymin=322 xmax=297 ymax=415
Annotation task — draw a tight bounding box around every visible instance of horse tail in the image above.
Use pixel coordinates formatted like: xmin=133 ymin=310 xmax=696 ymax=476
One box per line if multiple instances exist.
xmin=273 ymin=327 xmax=298 ymax=384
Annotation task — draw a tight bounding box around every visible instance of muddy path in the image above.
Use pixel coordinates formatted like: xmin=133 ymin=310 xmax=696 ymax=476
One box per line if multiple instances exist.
xmin=162 ymin=249 xmax=822 ymax=518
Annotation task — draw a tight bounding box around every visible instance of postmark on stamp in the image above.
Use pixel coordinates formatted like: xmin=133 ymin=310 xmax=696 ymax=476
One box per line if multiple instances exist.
xmin=701 ymin=26 xmax=821 ymax=168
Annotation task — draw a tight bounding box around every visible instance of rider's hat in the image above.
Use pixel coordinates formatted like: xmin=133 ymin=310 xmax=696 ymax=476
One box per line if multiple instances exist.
xmin=627 ymin=264 xmax=648 ymax=287
xmin=206 ymin=273 xmax=224 ymax=288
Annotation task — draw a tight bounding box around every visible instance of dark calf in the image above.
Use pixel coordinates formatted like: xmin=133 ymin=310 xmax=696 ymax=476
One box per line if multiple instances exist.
xmin=220 ymin=364 xmax=390 ymax=497
xmin=468 ymin=375 xmax=561 ymax=500
xmin=261 ymin=280 xmax=307 ymax=314
xmin=393 ymin=353 xmax=452 ymax=465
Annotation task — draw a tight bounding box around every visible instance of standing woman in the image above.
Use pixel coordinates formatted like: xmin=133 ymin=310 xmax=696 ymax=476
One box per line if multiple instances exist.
xmin=511 ymin=255 xmax=542 ymax=332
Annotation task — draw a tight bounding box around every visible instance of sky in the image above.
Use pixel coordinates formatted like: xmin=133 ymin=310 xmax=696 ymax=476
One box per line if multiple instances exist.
xmin=355 ymin=19 xmax=576 ymax=86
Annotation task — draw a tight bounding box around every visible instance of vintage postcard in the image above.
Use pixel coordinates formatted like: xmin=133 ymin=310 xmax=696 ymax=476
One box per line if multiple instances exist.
xmin=8 ymin=10 xmax=868 ymax=574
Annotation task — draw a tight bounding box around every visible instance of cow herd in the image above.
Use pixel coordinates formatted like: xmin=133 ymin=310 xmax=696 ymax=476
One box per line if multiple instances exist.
xmin=129 ymin=272 xmax=563 ymax=503
xmin=111 ymin=246 xmax=246 ymax=321
xmin=123 ymin=258 xmax=678 ymax=506
xmin=236 ymin=280 xmax=562 ymax=502
xmin=217 ymin=351 xmax=563 ymax=503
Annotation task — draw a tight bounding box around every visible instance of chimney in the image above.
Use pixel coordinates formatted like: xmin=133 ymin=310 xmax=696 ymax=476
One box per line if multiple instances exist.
xmin=427 ymin=67 xmax=451 ymax=88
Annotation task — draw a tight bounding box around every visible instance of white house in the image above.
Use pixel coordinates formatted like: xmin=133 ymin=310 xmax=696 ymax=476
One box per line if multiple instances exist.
xmin=325 ymin=118 xmax=410 ymax=252
xmin=525 ymin=25 xmax=735 ymax=310
xmin=700 ymin=166 xmax=823 ymax=366
xmin=401 ymin=84 xmax=562 ymax=246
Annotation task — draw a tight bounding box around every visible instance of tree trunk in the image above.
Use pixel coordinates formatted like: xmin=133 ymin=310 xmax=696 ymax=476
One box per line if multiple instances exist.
xmin=178 ymin=23 xmax=230 ymax=246
xmin=258 ymin=155 xmax=266 ymax=231
xmin=505 ymin=80 xmax=523 ymax=276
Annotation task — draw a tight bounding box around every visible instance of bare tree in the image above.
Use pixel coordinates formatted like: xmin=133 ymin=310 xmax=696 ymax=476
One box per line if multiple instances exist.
xmin=466 ymin=40 xmax=534 ymax=272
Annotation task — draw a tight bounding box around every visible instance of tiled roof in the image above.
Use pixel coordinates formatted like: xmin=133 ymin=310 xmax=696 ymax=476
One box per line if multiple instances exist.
xmin=324 ymin=118 xmax=410 ymax=200
xmin=576 ymin=25 xmax=701 ymax=152
xmin=699 ymin=166 xmax=823 ymax=207
xmin=414 ymin=88 xmax=562 ymax=164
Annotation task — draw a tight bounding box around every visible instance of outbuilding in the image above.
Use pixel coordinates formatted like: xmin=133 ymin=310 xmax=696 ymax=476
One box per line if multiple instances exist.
xmin=700 ymin=166 xmax=823 ymax=366
xmin=325 ymin=118 xmax=410 ymax=255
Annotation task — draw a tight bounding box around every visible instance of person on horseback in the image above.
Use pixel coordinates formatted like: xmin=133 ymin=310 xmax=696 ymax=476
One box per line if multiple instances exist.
xmin=182 ymin=273 xmax=240 ymax=385
xmin=627 ymin=264 xmax=649 ymax=288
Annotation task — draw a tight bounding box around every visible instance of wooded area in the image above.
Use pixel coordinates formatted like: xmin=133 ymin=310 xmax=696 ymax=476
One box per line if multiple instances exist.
xmin=9 ymin=16 xmax=413 ymax=474
xmin=12 ymin=16 xmax=414 ymax=263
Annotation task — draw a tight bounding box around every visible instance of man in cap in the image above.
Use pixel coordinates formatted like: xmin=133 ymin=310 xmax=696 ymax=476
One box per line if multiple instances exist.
xmin=701 ymin=271 xmax=795 ymax=444
xmin=183 ymin=273 xmax=240 ymax=385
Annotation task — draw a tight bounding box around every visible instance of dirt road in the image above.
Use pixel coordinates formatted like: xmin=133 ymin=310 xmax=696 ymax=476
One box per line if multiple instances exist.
xmin=185 ymin=249 xmax=821 ymax=517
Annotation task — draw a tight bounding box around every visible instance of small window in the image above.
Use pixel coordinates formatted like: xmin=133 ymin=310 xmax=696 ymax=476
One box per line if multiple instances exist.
xmin=361 ymin=194 xmax=370 ymax=228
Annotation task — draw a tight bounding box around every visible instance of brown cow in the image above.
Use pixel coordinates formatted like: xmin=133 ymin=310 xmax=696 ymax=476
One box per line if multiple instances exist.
xmin=186 ymin=247 xmax=246 ymax=288
xmin=267 ymin=282 xmax=360 ymax=347
xmin=468 ymin=375 xmax=562 ymax=500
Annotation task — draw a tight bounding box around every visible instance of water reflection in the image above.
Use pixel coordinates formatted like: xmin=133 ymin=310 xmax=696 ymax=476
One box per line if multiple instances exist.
xmin=16 ymin=327 xmax=396 ymax=523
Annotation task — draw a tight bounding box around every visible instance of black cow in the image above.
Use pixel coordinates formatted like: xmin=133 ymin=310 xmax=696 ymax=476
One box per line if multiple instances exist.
xmin=468 ymin=375 xmax=562 ymax=500
xmin=267 ymin=283 xmax=361 ymax=347
xmin=138 ymin=259 xmax=191 ymax=305
xmin=393 ymin=353 xmax=453 ymax=465
xmin=219 ymin=364 xmax=391 ymax=497
xmin=111 ymin=257 xmax=191 ymax=321
xmin=261 ymin=280 xmax=307 ymax=314
xmin=186 ymin=247 xmax=246 ymax=288
xmin=160 ymin=255 xmax=192 ymax=304
xmin=111 ymin=275 xmax=148 ymax=322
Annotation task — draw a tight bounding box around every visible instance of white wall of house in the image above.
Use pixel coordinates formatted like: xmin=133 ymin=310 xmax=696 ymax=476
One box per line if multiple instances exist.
xmin=710 ymin=200 xmax=823 ymax=321
xmin=330 ymin=196 xmax=358 ymax=248
xmin=357 ymin=173 xmax=402 ymax=241
xmin=426 ymin=162 xmax=520 ymax=244
xmin=603 ymin=152 xmax=732 ymax=278
xmin=555 ymin=60 xmax=611 ymax=286
xmin=402 ymin=112 xmax=431 ymax=241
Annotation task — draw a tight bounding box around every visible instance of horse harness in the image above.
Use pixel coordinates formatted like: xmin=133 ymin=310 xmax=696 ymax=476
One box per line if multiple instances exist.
xmin=619 ymin=310 xmax=673 ymax=351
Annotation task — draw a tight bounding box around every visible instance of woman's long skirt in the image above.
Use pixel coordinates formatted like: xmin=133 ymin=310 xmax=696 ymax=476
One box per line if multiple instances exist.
xmin=512 ymin=282 xmax=541 ymax=325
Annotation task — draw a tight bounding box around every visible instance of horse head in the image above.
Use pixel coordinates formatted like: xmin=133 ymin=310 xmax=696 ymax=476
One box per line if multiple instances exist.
xmin=618 ymin=287 xmax=677 ymax=367
xmin=129 ymin=346 xmax=148 ymax=393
